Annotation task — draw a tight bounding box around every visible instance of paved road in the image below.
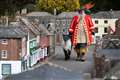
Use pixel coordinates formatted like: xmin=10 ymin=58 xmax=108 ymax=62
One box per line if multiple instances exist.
xmin=50 ymin=44 xmax=120 ymax=79
xmin=50 ymin=45 xmax=95 ymax=74
xmin=6 ymin=63 xmax=84 ymax=80
xmin=5 ymin=45 xmax=120 ymax=80
xmin=4 ymin=45 xmax=95 ymax=80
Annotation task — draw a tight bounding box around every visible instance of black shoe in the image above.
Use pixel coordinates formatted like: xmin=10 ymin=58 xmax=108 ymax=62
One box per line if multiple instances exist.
xmin=76 ymin=58 xmax=86 ymax=62
xmin=80 ymin=59 xmax=85 ymax=62
xmin=64 ymin=53 xmax=70 ymax=60
xmin=64 ymin=50 xmax=71 ymax=61
xmin=65 ymin=58 xmax=69 ymax=60
xmin=80 ymin=59 xmax=86 ymax=62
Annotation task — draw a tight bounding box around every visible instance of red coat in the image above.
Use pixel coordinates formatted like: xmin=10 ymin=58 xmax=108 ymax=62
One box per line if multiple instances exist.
xmin=68 ymin=14 xmax=94 ymax=46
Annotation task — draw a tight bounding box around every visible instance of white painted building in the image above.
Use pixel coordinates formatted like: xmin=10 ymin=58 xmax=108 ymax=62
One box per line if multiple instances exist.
xmin=0 ymin=26 xmax=27 ymax=79
xmin=0 ymin=61 xmax=21 ymax=79
xmin=92 ymin=18 xmax=117 ymax=38
xmin=91 ymin=11 xmax=120 ymax=43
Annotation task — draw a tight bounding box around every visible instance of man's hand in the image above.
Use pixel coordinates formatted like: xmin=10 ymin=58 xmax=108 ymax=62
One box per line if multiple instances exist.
xmin=92 ymin=31 xmax=95 ymax=35
xmin=91 ymin=29 xmax=95 ymax=35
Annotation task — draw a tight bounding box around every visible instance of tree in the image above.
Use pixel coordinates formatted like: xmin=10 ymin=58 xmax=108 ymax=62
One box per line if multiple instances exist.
xmin=0 ymin=0 xmax=16 ymax=16
xmin=0 ymin=0 xmax=35 ymax=16
xmin=65 ymin=0 xmax=80 ymax=12
xmin=36 ymin=0 xmax=80 ymax=14
xmin=93 ymin=0 xmax=112 ymax=11
xmin=23 ymin=3 xmax=35 ymax=13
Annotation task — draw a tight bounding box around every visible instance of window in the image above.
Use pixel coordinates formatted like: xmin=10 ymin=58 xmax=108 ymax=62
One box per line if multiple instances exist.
xmin=95 ymin=20 xmax=98 ymax=24
xmin=95 ymin=27 xmax=98 ymax=33
xmin=42 ymin=21 xmax=44 ymax=24
xmin=2 ymin=64 xmax=11 ymax=75
xmin=1 ymin=50 xmax=7 ymax=59
xmin=104 ymin=20 xmax=108 ymax=24
xmin=1 ymin=39 xmax=8 ymax=44
xmin=63 ymin=29 xmax=65 ymax=32
xmin=96 ymin=36 xmax=101 ymax=41
xmin=104 ymin=27 xmax=108 ymax=33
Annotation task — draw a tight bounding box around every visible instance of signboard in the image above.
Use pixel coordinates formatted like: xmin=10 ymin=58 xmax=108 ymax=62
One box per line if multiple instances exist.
xmin=30 ymin=48 xmax=47 ymax=66
xmin=29 ymin=38 xmax=48 ymax=67
xmin=29 ymin=38 xmax=37 ymax=55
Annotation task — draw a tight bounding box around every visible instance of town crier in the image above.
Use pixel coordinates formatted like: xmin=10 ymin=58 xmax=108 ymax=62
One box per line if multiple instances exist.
xmin=68 ymin=9 xmax=94 ymax=61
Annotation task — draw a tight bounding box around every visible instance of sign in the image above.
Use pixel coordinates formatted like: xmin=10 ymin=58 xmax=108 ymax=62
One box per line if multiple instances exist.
xmin=29 ymin=38 xmax=37 ymax=55
xmin=30 ymin=48 xmax=47 ymax=66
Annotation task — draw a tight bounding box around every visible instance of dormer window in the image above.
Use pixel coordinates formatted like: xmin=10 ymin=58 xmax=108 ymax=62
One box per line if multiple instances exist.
xmin=1 ymin=39 xmax=8 ymax=45
xmin=104 ymin=27 xmax=108 ymax=33
xmin=104 ymin=20 xmax=108 ymax=24
xmin=95 ymin=20 xmax=98 ymax=24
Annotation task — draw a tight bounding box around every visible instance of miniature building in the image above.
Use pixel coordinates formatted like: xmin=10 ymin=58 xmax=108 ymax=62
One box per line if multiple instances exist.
xmin=0 ymin=25 xmax=27 ymax=79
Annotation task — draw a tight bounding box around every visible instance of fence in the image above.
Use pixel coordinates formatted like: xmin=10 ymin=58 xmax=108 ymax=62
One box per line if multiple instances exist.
xmin=92 ymin=37 xmax=111 ymax=78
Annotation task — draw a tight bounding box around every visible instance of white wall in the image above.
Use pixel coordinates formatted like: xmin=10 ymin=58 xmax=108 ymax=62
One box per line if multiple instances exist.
xmin=0 ymin=61 xmax=21 ymax=79
xmin=92 ymin=18 xmax=117 ymax=38
xmin=91 ymin=18 xmax=117 ymax=44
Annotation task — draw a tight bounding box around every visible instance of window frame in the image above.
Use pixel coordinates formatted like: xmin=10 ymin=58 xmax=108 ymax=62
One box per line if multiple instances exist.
xmin=2 ymin=64 xmax=11 ymax=75
xmin=1 ymin=50 xmax=7 ymax=59
xmin=104 ymin=20 xmax=108 ymax=24
xmin=104 ymin=27 xmax=108 ymax=33
xmin=95 ymin=20 xmax=98 ymax=24
xmin=1 ymin=39 xmax=8 ymax=45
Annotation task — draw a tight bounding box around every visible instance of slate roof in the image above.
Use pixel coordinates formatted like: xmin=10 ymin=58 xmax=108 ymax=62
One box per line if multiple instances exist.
xmin=91 ymin=11 xmax=120 ymax=19
xmin=19 ymin=17 xmax=50 ymax=35
xmin=20 ymin=17 xmax=41 ymax=35
xmin=26 ymin=12 xmax=54 ymax=17
xmin=26 ymin=11 xmax=120 ymax=19
xmin=57 ymin=11 xmax=120 ymax=19
xmin=0 ymin=25 xmax=27 ymax=38
xmin=38 ymin=24 xmax=50 ymax=35
xmin=4 ymin=63 xmax=83 ymax=80
xmin=57 ymin=12 xmax=79 ymax=18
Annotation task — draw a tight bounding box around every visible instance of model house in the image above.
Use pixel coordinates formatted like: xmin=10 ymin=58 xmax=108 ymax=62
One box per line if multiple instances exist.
xmin=0 ymin=26 xmax=27 ymax=79
xmin=91 ymin=11 xmax=120 ymax=39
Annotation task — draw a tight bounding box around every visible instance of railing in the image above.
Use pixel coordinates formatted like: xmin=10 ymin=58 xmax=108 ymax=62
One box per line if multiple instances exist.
xmin=92 ymin=37 xmax=111 ymax=78
xmin=102 ymin=35 xmax=120 ymax=49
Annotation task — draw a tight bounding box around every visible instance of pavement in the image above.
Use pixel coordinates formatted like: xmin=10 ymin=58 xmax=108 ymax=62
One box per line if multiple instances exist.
xmin=4 ymin=45 xmax=95 ymax=80
xmin=6 ymin=63 xmax=84 ymax=80
xmin=49 ymin=45 xmax=120 ymax=79
xmin=4 ymin=44 xmax=120 ymax=80
xmin=50 ymin=45 xmax=95 ymax=74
